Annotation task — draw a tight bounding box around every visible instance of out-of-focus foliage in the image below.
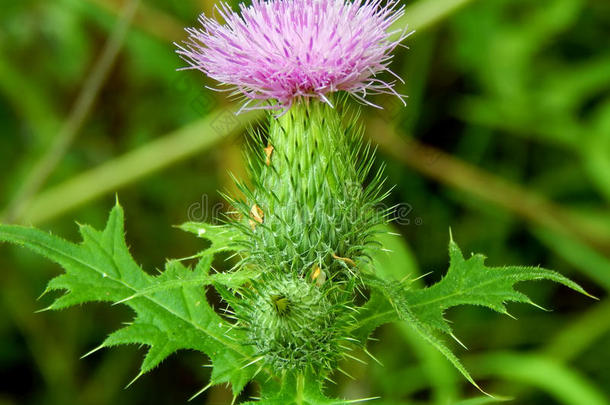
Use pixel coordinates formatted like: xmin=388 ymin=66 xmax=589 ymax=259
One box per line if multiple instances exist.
xmin=0 ymin=0 xmax=608 ymax=404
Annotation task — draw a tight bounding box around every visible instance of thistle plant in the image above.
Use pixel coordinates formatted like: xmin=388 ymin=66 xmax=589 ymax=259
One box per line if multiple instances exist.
xmin=0 ymin=0 xmax=593 ymax=404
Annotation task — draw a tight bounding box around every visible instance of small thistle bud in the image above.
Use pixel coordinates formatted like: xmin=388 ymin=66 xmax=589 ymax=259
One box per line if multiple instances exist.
xmin=234 ymin=272 xmax=348 ymax=373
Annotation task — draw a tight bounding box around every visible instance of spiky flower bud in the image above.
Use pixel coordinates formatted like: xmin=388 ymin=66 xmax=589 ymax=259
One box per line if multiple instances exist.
xmin=230 ymin=100 xmax=388 ymax=281
xmin=231 ymin=272 xmax=350 ymax=373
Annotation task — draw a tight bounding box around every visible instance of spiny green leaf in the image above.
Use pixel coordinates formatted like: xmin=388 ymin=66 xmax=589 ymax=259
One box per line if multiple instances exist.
xmin=364 ymin=238 xmax=592 ymax=393
xmin=349 ymin=289 xmax=397 ymax=345
xmin=0 ymin=204 xmax=257 ymax=396
xmin=113 ymin=260 xmax=257 ymax=305
xmin=366 ymin=275 xmax=486 ymax=393
xmin=349 ymin=225 xmax=416 ymax=344
xmin=408 ymin=238 xmax=594 ymax=336
xmin=178 ymin=221 xmax=241 ymax=255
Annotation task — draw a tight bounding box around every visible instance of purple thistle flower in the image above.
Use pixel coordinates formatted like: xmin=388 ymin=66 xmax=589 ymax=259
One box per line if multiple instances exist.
xmin=176 ymin=0 xmax=411 ymax=112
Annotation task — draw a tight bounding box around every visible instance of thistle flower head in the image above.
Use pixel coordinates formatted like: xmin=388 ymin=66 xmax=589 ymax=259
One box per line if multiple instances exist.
xmin=176 ymin=0 xmax=410 ymax=111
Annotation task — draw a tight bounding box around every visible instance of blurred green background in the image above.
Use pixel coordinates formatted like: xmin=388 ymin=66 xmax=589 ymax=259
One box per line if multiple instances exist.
xmin=1 ymin=0 xmax=609 ymax=404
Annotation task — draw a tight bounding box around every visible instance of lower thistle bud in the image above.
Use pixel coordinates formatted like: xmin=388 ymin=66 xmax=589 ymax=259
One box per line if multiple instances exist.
xmin=235 ymin=272 xmax=347 ymax=373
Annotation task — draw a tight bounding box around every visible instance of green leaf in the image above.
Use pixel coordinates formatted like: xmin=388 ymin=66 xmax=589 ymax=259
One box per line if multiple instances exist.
xmin=351 ymin=225 xmax=417 ymax=345
xmin=366 ymin=274 xmax=485 ymax=392
xmin=0 ymin=204 xmax=257 ymax=395
xmin=364 ymin=237 xmax=592 ymax=393
xmin=113 ymin=261 xmax=257 ymax=305
xmin=350 ymin=289 xmax=397 ymax=345
xmin=178 ymin=221 xmax=241 ymax=256
xmin=244 ymin=373 xmax=377 ymax=405
xmin=408 ymin=238 xmax=593 ymax=336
